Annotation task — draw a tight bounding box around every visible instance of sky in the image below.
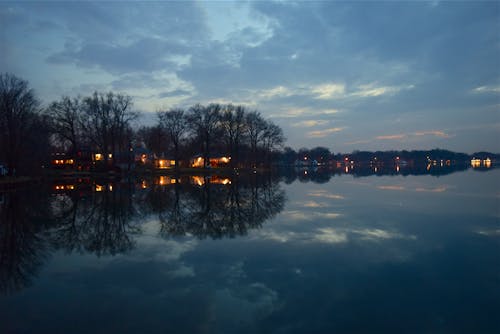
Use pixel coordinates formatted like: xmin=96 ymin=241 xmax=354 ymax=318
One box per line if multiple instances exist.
xmin=1 ymin=0 xmax=499 ymax=153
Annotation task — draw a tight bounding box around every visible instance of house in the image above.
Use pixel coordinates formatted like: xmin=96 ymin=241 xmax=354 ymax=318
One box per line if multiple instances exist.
xmin=155 ymin=158 xmax=177 ymax=169
xmin=190 ymin=155 xmax=231 ymax=168
xmin=51 ymin=153 xmax=76 ymax=169
xmin=133 ymin=147 xmax=153 ymax=164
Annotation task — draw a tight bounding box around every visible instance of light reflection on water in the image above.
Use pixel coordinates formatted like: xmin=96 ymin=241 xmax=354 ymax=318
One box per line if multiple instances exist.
xmin=0 ymin=169 xmax=499 ymax=333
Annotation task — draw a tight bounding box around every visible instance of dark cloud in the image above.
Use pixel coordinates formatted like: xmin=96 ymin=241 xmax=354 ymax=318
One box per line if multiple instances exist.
xmin=1 ymin=1 xmax=498 ymax=152
xmin=47 ymin=37 xmax=188 ymax=74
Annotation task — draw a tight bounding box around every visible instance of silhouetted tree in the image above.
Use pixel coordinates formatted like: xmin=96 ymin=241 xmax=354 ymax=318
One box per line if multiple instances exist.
xmin=262 ymin=121 xmax=285 ymax=165
xmin=187 ymin=103 xmax=222 ymax=168
xmin=158 ymin=108 xmax=188 ymax=170
xmin=136 ymin=125 xmax=168 ymax=158
xmin=46 ymin=96 xmax=84 ymax=153
xmin=81 ymin=92 xmax=138 ymax=166
xmin=245 ymin=111 xmax=267 ymax=167
xmin=221 ymin=105 xmax=247 ymax=167
xmin=0 ymin=73 xmax=41 ymax=176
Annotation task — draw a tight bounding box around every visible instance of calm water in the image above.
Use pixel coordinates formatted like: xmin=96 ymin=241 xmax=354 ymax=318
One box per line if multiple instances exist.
xmin=1 ymin=169 xmax=499 ymax=333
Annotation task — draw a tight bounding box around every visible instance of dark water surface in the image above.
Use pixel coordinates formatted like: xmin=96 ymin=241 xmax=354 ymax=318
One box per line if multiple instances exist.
xmin=1 ymin=169 xmax=499 ymax=333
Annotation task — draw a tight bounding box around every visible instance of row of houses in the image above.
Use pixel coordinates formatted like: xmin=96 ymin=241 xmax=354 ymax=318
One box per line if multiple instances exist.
xmin=50 ymin=148 xmax=233 ymax=171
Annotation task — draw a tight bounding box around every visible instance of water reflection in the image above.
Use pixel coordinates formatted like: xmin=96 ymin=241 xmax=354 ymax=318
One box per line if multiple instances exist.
xmin=50 ymin=181 xmax=140 ymax=257
xmin=0 ymin=188 xmax=53 ymax=294
xmin=0 ymin=174 xmax=285 ymax=295
xmin=144 ymin=174 xmax=285 ymax=239
xmin=279 ymin=163 xmax=494 ymax=184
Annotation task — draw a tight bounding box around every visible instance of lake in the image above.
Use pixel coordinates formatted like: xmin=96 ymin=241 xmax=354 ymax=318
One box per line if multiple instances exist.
xmin=1 ymin=168 xmax=499 ymax=333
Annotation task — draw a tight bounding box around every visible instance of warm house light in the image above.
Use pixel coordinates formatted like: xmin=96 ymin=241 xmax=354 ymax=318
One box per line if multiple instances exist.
xmin=141 ymin=180 xmax=147 ymax=189
xmin=484 ymin=158 xmax=491 ymax=168
xmin=95 ymin=184 xmax=104 ymax=192
xmin=94 ymin=153 xmax=103 ymax=161
xmin=65 ymin=159 xmax=74 ymax=164
xmin=157 ymin=176 xmax=168 ymax=185
xmin=141 ymin=154 xmax=147 ymax=164
xmin=192 ymin=176 xmax=205 ymax=186
xmin=192 ymin=157 xmax=204 ymax=168
xmin=157 ymin=159 xmax=176 ymax=169
xmin=471 ymin=158 xmax=481 ymax=168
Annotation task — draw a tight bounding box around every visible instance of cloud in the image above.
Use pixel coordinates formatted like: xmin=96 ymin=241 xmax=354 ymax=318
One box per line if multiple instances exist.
xmin=291 ymin=120 xmax=329 ymax=128
xmin=377 ymin=185 xmax=405 ymax=191
xmin=373 ymin=130 xmax=451 ymax=142
xmin=158 ymin=89 xmax=193 ymax=99
xmin=271 ymin=107 xmax=340 ymax=118
xmin=314 ymin=228 xmax=348 ymax=244
xmin=375 ymin=134 xmax=406 ymax=140
xmin=307 ymin=127 xmax=345 ymax=138
xmin=415 ymin=186 xmax=448 ymax=193
xmin=307 ymin=190 xmax=345 ymax=200
xmin=351 ymin=84 xmax=414 ymax=98
xmin=257 ymin=85 xmax=295 ymax=99
xmin=352 ymin=229 xmax=416 ymax=241
xmin=476 ymin=229 xmax=500 ymax=237
xmin=471 ymin=86 xmax=500 ymax=94
xmin=413 ymin=130 xmax=450 ymax=138
xmin=311 ymin=83 xmax=345 ymax=99
xmin=296 ymin=200 xmax=330 ymax=208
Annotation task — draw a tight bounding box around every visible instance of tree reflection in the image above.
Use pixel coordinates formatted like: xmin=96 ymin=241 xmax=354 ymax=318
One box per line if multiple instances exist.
xmin=49 ymin=181 xmax=141 ymax=256
xmin=0 ymin=189 xmax=53 ymax=294
xmin=0 ymin=174 xmax=285 ymax=295
xmin=145 ymin=174 xmax=286 ymax=239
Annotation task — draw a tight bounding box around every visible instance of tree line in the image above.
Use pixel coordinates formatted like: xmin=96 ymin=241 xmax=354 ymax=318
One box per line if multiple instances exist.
xmin=0 ymin=73 xmax=285 ymax=176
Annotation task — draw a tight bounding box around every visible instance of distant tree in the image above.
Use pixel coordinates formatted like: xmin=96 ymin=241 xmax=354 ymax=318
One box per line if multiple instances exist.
xmin=158 ymin=108 xmax=188 ymax=170
xmin=280 ymin=146 xmax=297 ymax=165
xmin=297 ymin=147 xmax=310 ymax=160
xmin=0 ymin=73 xmax=41 ymax=176
xmin=308 ymin=146 xmax=331 ymax=162
xmin=187 ymin=103 xmax=222 ymax=168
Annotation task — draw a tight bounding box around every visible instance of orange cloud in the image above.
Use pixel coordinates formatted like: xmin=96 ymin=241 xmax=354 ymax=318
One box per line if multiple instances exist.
xmin=375 ymin=134 xmax=406 ymax=140
xmin=307 ymin=127 xmax=345 ymax=138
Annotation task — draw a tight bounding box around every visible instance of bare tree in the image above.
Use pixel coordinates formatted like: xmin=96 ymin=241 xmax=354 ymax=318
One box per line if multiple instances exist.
xmin=245 ymin=111 xmax=267 ymax=167
xmin=221 ymin=104 xmax=246 ymax=168
xmin=158 ymin=108 xmax=188 ymax=170
xmin=0 ymin=73 xmax=40 ymax=176
xmin=81 ymin=92 xmax=137 ymax=166
xmin=136 ymin=125 xmax=168 ymax=158
xmin=262 ymin=121 xmax=285 ymax=166
xmin=187 ymin=103 xmax=222 ymax=168
xmin=46 ymin=96 xmax=83 ymax=153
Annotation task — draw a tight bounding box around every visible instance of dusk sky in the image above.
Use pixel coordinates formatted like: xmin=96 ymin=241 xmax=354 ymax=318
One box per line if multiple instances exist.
xmin=1 ymin=1 xmax=499 ymax=153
